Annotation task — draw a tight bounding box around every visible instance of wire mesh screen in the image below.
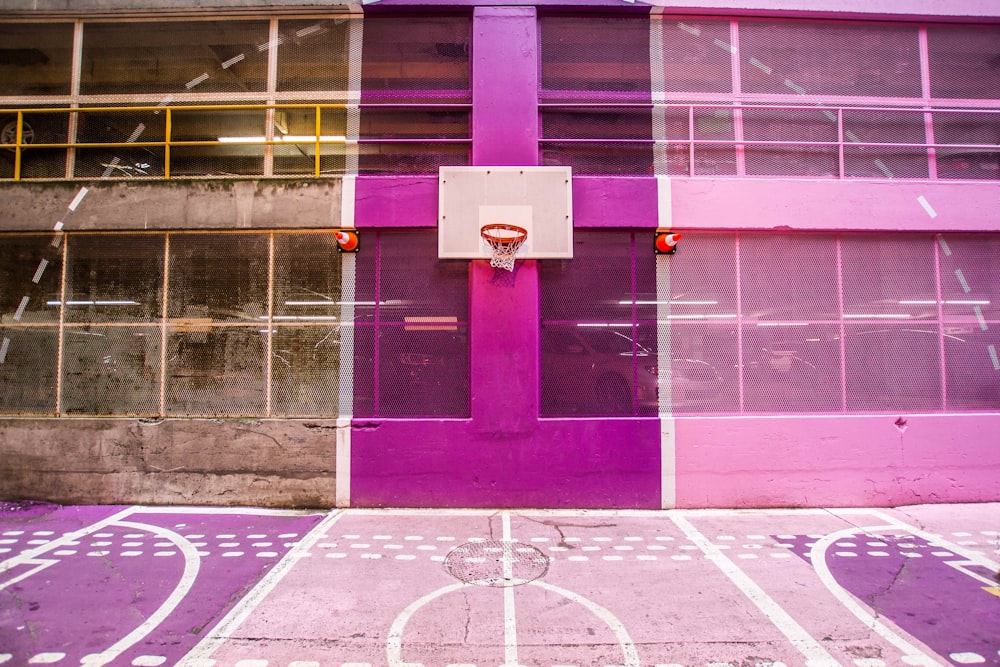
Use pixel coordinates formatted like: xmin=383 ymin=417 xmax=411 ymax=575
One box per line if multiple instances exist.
xmin=926 ymin=25 xmax=1000 ymax=100
xmin=540 ymin=16 xmax=652 ymax=100
xmin=353 ymin=230 xmax=470 ymax=418
xmin=540 ymin=231 xmax=999 ymax=416
xmin=654 ymin=19 xmax=733 ymax=94
xmin=360 ymin=15 xmax=471 ymax=100
xmin=540 ymin=232 xmax=662 ymax=417
xmin=62 ymin=326 xmax=161 ymax=416
xmin=737 ymin=20 xmax=922 ymax=98
xmin=271 ymin=233 xmax=342 ymax=417
xmin=0 ymin=327 xmax=58 ymax=415
xmin=0 ymin=22 xmax=73 ymax=96
xmin=276 ymin=19 xmax=353 ymax=95
xmin=80 ymin=21 xmax=270 ymax=95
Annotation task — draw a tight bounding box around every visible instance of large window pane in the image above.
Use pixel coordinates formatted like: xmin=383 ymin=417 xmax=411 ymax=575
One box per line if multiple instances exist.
xmin=0 ymin=235 xmax=62 ymax=325
xmin=0 ymin=23 xmax=73 ymax=95
xmin=842 ymin=235 xmax=938 ymax=320
xmin=81 ymin=21 xmax=269 ymax=95
xmin=845 ymin=323 xmax=941 ymax=412
xmin=927 ymin=25 xmax=1000 ymax=100
xmin=540 ymin=16 xmax=652 ymax=98
xmin=277 ymin=19 xmax=352 ymax=93
xmin=166 ymin=327 xmax=266 ymax=416
xmin=739 ymin=21 xmax=921 ymax=98
xmin=353 ymin=230 xmax=470 ymax=418
xmin=64 ymin=234 xmax=163 ymax=324
xmin=167 ymin=233 xmax=269 ymax=324
xmin=62 ymin=325 xmax=161 ymax=415
xmin=0 ymin=327 xmax=57 ymax=414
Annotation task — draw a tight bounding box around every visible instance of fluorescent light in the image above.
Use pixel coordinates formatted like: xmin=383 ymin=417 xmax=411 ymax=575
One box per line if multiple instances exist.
xmin=218 ymin=135 xmax=347 ymax=143
xmin=577 ymin=322 xmax=633 ymax=327
xmin=617 ymin=300 xmax=719 ymax=305
xmin=756 ymin=322 xmax=810 ymax=327
xmin=284 ymin=300 xmax=336 ymax=306
xmin=272 ymin=315 xmax=338 ymax=321
xmin=899 ymin=299 xmax=990 ymax=305
xmin=843 ymin=313 xmax=911 ymax=319
xmin=47 ymin=300 xmax=138 ymax=306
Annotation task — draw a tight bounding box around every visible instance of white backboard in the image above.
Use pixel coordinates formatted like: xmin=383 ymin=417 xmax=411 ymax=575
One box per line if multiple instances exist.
xmin=438 ymin=166 xmax=573 ymax=259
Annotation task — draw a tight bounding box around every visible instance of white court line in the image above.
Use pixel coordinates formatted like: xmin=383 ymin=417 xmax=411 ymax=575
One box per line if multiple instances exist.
xmin=179 ymin=509 xmax=345 ymax=665
xmin=670 ymin=513 xmax=840 ymax=667
xmin=80 ymin=520 xmax=201 ymax=667
xmin=387 ymin=582 xmax=468 ymax=667
xmin=501 ymin=513 xmax=519 ymax=667
xmin=809 ymin=524 xmax=943 ymax=666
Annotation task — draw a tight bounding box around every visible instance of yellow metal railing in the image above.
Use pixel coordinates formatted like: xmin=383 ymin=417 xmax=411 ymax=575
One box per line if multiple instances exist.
xmin=0 ymin=102 xmax=471 ymax=180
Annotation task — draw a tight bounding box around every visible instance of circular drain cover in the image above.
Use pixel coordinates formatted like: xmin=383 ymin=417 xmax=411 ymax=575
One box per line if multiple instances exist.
xmin=443 ymin=540 xmax=549 ymax=587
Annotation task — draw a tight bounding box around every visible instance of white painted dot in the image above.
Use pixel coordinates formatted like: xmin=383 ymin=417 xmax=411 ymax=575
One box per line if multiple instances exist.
xmin=613 ymin=545 xmax=634 ymax=551
xmin=867 ymin=551 xmax=890 ymax=557
xmin=957 ymin=540 xmax=979 ymax=546
xmin=124 ymin=533 xmax=144 ymax=539
xmin=867 ymin=541 xmax=888 ymax=547
xmin=247 ymin=534 xmax=267 ymax=539
xmin=770 ymin=553 xmax=793 ymax=559
xmin=87 ymin=551 xmax=110 ymax=557
xmin=184 ymin=534 xmax=205 ymax=539
xmin=582 ymin=546 xmax=600 ymax=552
xmin=2 ymin=531 xmax=24 ymax=535
xmin=361 ymin=553 xmax=382 ymax=559
xmin=220 ymin=542 xmax=240 ymax=548
xmin=235 ymin=661 xmax=268 ymax=667
xmin=53 ymin=550 xmax=76 ymax=556
xmin=468 ymin=537 xmax=486 ymax=542
xmin=647 ymin=545 xmax=667 ymax=551
xmin=853 ymin=659 xmax=886 ymax=667
xmin=530 ymin=537 xmax=549 ymax=542
xmin=716 ymin=535 xmax=736 ymax=541
xmin=901 ymin=552 xmax=922 ymax=558
xmin=564 ymin=537 xmax=581 ymax=542
xmin=350 ymin=543 xmax=371 ymax=549
xmin=671 ymin=555 xmax=692 ymax=561
xmin=290 ymin=662 xmax=322 ymax=667
xmin=252 ymin=542 xmax=273 ymax=548
xmin=746 ymin=534 xmax=766 ymax=540
xmin=32 ymin=530 xmax=54 ymax=536
xmin=256 ymin=552 xmax=279 ymax=558
xmin=317 ymin=543 xmax=338 ymax=549
xmin=593 ymin=537 xmax=612 ymax=542
xmin=121 ymin=551 xmax=143 ymax=557
xmin=981 ymin=530 xmax=999 ymax=536
xmin=196 ymin=551 xmax=210 ymax=557
xmin=836 ymin=542 xmax=856 ymax=547
xmin=637 ymin=555 xmax=657 ymax=561
xmin=383 ymin=544 xmax=403 ymax=550
xmin=28 ymin=654 xmax=66 ymax=664
xmin=404 ymin=536 xmax=423 ymax=541
xmin=835 ymin=551 xmax=858 ymax=557
xmin=568 ymin=555 xmax=589 ymax=561
xmin=395 ymin=554 xmax=416 ymax=560
xmin=680 ymin=545 xmax=699 ymax=551
xmin=436 ymin=536 xmax=456 ymax=541
xmin=191 ymin=542 xmax=208 ymax=547
xmin=217 ymin=534 xmax=236 ymax=539
xmin=278 ymin=533 xmax=298 ymax=538
xmin=325 ymin=553 xmax=347 ymax=559
xmin=91 ymin=541 xmax=112 ymax=547
xmin=0 ymin=654 xmax=11 ymax=664
xmin=716 ymin=544 xmax=731 ymax=550
xmin=430 ymin=555 xmax=445 ymax=562
xmin=416 ymin=545 xmax=437 ymax=551
xmin=94 ymin=533 xmax=113 ymax=538
xmin=931 ymin=551 xmax=954 ymax=557
xmin=624 ymin=536 xmax=644 ymax=542
xmin=602 ymin=555 xmax=623 ymax=561
xmin=132 ymin=656 xmax=167 ymax=666
xmin=27 ymin=540 xmax=50 ymax=545
xmin=373 ymin=535 xmax=392 ymax=540
xmin=949 ymin=653 xmax=985 ymax=664
xmin=952 ymin=532 xmax=973 ymax=537
xmin=737 ymin=553 xmax=759 ymax=559
xmin=777 ymin=534 xmax=796 ymax=540
xmin=154 ymin=542 xmax=173 ymax=548
xmin=0 ymin=539 xmax=17 ymax=544
xmin=154 ymin=551 xmax=176 ymax=557
xmin=222 ymin=552 xmax=244 ymax=557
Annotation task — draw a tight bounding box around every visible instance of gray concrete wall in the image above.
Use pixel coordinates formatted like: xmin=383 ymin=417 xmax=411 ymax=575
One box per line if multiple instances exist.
xmin=0 ymin=418 xmax=338 ymax=507
xmin=0 ymin=179 xmax=346 ymax=232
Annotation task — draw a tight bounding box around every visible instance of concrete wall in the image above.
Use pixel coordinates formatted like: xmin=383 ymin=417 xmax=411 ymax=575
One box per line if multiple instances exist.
xmin=0 ymin=180 xmax=347 ymax=232
xmin=0 ymin=418 xmax=338 ymax=507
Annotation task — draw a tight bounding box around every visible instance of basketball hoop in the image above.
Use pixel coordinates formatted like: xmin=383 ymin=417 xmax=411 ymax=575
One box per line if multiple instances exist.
xmin=481 ymin=223 xmax=528 ymax=272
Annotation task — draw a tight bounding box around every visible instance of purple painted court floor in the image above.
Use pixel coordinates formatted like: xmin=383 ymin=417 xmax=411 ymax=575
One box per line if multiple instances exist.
xmin=1 ymin=503 xmax=998 ymax=667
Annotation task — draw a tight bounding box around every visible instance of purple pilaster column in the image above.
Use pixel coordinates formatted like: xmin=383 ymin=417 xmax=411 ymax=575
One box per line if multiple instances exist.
xmin=470 ymin=7 xmax=540 ymax=433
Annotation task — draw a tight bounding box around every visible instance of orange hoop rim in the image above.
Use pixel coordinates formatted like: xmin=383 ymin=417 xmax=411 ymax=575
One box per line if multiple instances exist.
xmin=481 ymin=223 xmax=528 ymax=244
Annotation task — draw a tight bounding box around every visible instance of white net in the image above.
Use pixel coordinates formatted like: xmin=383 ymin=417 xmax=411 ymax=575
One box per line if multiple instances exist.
xmin=482 ymin=225 xmax=527 ymax=272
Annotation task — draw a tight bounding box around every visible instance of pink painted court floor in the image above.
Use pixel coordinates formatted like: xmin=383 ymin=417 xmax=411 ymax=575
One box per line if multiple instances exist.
xmin=1 ymin=503 xmax=998 ymax=667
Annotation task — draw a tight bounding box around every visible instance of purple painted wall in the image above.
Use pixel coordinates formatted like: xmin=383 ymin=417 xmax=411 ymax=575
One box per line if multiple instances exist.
xmin=350 ymin=4 xmax=1000 ymax=509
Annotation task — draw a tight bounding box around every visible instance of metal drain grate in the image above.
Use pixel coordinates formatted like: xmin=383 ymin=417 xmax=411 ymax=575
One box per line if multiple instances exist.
xmin=443 ymin=540 xmax=550 ymax=587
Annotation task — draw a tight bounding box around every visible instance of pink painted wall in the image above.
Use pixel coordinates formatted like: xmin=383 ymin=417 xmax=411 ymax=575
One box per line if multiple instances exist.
xmin=675 ymin=414 xmax=1000 ymax=508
